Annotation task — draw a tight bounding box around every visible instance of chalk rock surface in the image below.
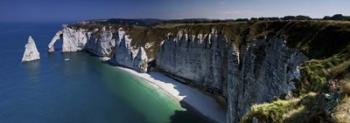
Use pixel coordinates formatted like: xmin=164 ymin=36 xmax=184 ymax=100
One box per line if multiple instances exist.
xmin=22 ymin=36 xmax=40 ymax=62
xmin=48 ymin=30 xmax=63 ymax=52
xmin=110 ymin=28 xmax=149 ymax=72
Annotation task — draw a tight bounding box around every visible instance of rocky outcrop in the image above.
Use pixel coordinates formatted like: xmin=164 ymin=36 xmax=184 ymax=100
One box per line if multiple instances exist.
xmin=84 ymin=27 xmax=116 ymax=56
xmin=156 ymin=30 xmax=307 ymax=122
xmin=49 ymin=26 xmax=148 ymax=72
xmin=22 ymin=36 xmax=40 ymax=62
xmin=110 ymin=28 xmax=148 ymax=72
xmin=133 ymin=47 xmax=148 ymax=72
xmin=61 ymin=26 xmax=90 ymax=52
xmin=49 ymin=26 xmax=115 ymax=57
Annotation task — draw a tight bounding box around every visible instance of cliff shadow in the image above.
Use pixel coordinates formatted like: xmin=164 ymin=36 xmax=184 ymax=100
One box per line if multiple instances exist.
xmin=169 ymin=100 xmax=215 ymax=123
xmin=145 ymin=72 xmax=223 ymax=123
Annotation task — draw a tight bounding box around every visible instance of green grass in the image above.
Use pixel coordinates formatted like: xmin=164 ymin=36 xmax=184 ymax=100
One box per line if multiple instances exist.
xmin=331 ymin=96 xmax=350 ymax=122
xmin=298 ymin=48 xmax=350 ymax=93
xmin=241 ymin=92 xmax=339 ymax=123
xmin=241 ymin=98 xmax=300 ymax=123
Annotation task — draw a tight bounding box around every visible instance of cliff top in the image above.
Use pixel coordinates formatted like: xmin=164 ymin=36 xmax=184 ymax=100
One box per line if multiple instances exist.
xmin=68 ymin=20 xmax=350 ymax=58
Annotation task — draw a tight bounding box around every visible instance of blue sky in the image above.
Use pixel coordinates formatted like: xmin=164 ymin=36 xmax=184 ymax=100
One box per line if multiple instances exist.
xmin=0 ymin=0 xmax=349 ymax=22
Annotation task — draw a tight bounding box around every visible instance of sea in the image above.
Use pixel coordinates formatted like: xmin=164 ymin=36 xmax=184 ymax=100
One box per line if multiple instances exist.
xmin=0 ymin=22 xmax=211 ymax=123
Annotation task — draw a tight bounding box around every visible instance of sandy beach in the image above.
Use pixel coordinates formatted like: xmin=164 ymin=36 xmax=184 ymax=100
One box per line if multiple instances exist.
xmin=115 ymin=67 xmax=226 ymax=123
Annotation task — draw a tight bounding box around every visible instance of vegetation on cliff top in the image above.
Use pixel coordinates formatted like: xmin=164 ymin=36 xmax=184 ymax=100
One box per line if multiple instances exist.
xmin=241 ymin=92 xmax=344 ymax=123
xmin=69 ymin=19 xmax=350 ymax=58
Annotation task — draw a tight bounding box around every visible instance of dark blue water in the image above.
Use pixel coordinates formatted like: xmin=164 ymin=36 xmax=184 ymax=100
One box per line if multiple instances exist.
xmin=0 ymin=22 xmax=211 ymax=123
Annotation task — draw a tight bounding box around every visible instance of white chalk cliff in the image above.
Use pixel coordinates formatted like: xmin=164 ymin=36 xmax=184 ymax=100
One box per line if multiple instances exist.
xmin=62 ymin=26 xmax=89 ymax=52
xmin=157 ymin=29 xmax=227 ymax=94
xmin=110 ymin=28 xmax=149 ymax=72
xmin=22 ymin=36 xmax=40 ymax=62
xmin=133 ymin=47 xmax=148 ymax=72
xmin=49 ymin=26 xmax=148 ymax=72
xmin=84 ymin=27 xmax=116 ymax=56
xmin=49 ymin=26 xmax=115 ymax=56
xmin=156 ymin=30 xmax=307 ymax=123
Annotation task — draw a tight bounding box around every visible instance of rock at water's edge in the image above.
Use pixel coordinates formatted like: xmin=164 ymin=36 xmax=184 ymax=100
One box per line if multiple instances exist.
xmin=48 ymin=30 xmax=63 ymax=52
xmin=22 ymin=36 xmax=40 ymax=62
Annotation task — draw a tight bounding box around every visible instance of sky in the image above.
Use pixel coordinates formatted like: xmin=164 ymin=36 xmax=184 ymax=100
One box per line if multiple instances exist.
xmin=0 ymin=0 xmax=349 ymax=22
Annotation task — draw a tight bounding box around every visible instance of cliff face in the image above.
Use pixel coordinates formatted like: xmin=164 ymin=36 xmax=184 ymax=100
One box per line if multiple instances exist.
xmin=61 ymin=27 xmax=90 ymax=52
xmin=226 ymin=38 xmax=306 ymax=122
xmin=157 ymin=29 xmax=228 ymax=95
xmin=109 ymin=28 xmax=148 ymax=72
xmin=49 ymin=26 xmax=116 ymax=56
xmin=156 ymin=30 xmax=306 ymax=122
xmin=84 ymin=27 xmax=116 ymax=57
xmin=49 ymin=26 xmax=148 ymax=72
xmin=133 ymin=47 xmax=148 ymax=72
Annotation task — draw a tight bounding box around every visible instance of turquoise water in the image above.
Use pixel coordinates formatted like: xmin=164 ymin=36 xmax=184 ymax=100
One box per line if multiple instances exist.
xmin=0 ymin=23 xmax=211 ymax=123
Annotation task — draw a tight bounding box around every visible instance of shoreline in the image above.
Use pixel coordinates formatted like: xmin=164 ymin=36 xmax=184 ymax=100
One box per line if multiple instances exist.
xmin=114 ymin=66 xmax=226 ymax=123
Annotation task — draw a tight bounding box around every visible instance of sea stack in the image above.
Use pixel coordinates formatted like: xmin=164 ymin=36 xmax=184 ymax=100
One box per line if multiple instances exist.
xmin=22 ymin=36 xmax=40 ymax=62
